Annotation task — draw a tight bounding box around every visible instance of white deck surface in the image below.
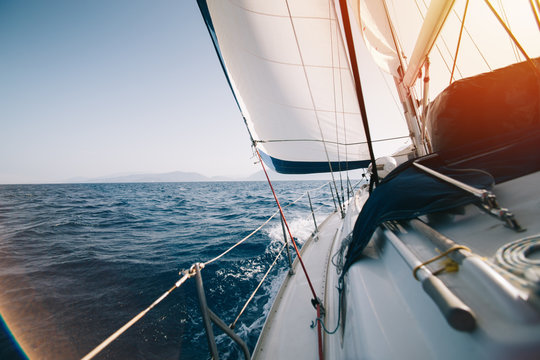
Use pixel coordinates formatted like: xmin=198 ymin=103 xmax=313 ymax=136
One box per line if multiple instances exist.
xmin=252 ymin=211 xmax=342 ymax=359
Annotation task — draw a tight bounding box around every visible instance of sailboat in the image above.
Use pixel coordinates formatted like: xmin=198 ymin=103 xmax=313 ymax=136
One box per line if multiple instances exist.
xmin=195 ymin=0 xmax=540 ymax=359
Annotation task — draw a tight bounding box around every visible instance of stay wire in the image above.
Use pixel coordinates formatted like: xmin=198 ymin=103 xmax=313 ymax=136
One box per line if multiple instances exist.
xmin=285 ymin=0 xmax=344 ymax=216
xmin=450 ymin=0 xmax=470 ymax=85
xmin=328 ymin=1 xmax=346 ymax=205
xmin=254 ymin=145 xmax=324 ymax=360
xmin=81 ymin=180 xmax=333 ymax=360
xmin=203 ymin=182 xmax=324 ymax=267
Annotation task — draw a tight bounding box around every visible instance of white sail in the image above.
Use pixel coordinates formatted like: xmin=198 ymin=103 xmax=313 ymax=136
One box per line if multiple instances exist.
xmin=351 ymin=0 xmax=540 ymax=99
xmin=349 ymin=0 xmax=401 ymax=77
xmin=199 ymin=0 xmax=374 ymax=174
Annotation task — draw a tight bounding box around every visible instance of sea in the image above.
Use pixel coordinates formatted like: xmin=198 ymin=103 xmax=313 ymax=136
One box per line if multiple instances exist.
xmin=0 ymin=181 xmax=338 ymax=359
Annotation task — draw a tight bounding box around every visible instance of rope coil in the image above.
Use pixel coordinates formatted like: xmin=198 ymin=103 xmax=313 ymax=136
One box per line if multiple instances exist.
xmin=496 ymin=235 xmax=540 ymax=286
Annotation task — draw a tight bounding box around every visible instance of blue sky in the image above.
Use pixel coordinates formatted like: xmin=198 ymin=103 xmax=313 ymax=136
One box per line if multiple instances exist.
xmin=0 ymin=0 xmax=257 ymax=183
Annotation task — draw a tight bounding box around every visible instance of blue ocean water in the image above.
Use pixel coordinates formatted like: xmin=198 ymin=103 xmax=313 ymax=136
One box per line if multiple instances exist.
xmin=0 ymin=181 xmax=336 ymax=359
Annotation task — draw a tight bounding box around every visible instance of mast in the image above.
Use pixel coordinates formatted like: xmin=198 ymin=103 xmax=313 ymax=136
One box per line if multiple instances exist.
xmin=380 ymin=0 xmax=429 ymax=156
xmin=382 ymin=0 xmax=456 ymax=156
xmin=402 ymin=0 xmax=456 ymax=88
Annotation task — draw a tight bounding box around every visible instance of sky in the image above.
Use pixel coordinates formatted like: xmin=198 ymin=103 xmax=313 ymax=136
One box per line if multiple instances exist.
xmin=0 ymin=0 xmax=259 ymax=184
xmin=0 ymin=0 xmax=408 ymax=184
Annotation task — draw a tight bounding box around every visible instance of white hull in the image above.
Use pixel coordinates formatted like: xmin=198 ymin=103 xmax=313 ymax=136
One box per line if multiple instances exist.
xmin=255 ymin=170 xmax=540 ymax=359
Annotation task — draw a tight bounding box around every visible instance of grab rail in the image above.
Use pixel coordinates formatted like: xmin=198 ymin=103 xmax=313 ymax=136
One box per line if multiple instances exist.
xmin=383 ymin=223 xmax=476 ymax=332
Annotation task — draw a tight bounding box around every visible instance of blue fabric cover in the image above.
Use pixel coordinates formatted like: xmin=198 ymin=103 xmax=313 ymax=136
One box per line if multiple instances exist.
xmin=343 ymin=129 xmax=540 ymax=274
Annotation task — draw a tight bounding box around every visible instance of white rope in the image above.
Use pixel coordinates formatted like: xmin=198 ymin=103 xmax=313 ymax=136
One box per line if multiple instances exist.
xmin=81 ymin=182 xmax=333 ymax=358
xmin=81 ymin=269 xmax=194 ymax=360
xmin=203 ymin=182 xmax=329 ymax=266
xmin=203 ymin=211 xmax=280 ymax=266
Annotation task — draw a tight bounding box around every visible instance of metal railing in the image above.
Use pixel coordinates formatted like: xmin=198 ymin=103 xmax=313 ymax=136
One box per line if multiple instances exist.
xmin=80 ymin=180 xmax=341 ymax=360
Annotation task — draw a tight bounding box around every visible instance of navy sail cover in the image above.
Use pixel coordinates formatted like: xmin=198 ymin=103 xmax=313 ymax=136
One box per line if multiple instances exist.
xmin=343 ymin=128 xmax=540 ymax=275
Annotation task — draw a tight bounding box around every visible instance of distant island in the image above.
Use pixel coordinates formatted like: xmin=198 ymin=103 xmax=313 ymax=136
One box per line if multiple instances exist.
xmin=65 ymin=169 xmax=365 ymax=183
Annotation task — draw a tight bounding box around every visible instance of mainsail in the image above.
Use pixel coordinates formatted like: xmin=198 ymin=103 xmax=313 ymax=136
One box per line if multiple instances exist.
xmin=353 ymin=0 xmax=540 ymax=99
xmin=198 ymin=0 xmax=374 ymax=174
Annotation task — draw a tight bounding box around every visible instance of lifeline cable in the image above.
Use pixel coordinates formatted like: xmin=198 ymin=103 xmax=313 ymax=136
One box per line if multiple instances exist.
xmin=80 ymin=181 xmax=333 ymax=360
xmin=81 ymin=270 xmax=194 ymax=360
xmin=231 ymin=242 xmax=287 ymax=329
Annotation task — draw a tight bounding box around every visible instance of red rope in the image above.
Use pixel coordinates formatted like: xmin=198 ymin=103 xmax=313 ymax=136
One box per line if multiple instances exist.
xmin=255 ymin=147 xmax=324 ymax=360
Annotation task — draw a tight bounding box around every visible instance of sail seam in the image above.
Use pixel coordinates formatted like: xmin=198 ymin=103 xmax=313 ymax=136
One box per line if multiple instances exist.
xmin=284 ymin=0 xmax=344 ymax=215
xmin=329 ymin=0 xmax=344 ymax=196
xmin=243 ymin=49 xmax=350 ymax=69
xmin=227 ymin=1 xmax=338 ymax=21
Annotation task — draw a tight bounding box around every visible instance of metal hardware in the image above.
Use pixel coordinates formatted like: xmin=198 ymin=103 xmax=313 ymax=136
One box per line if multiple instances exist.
xmin=307 ymin=191 xmax=319 ymax=241
xmin=280 ymin=214 xmax=295 ymax=276
xmin=413 ymin=161 xmax=524 ymax=232
xmin=194 ymin=263 xmax=250 ymax=360
xmin=328 ymin=182 xmax=339 ymax=214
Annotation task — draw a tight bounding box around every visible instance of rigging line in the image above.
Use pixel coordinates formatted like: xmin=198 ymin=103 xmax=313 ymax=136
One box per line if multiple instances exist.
xmin=483 ymin=0 xmax=540 ymax=76
xmin=203 ymin=211 xmax=279 ymax=266
xmin=416 ymin=0 xmax=461 ymax=79
xmin=81 ymin=271 xmax=193 ymax=360
xmin=254 ymin=146 xmax=319 ymax=300
xmin=312 ymin=180 xmax=333 ymax=193
xmin=284 ymin=0 xmax=344 ymax=215
xmin=231 ymin=243 xmax=287 ymax=329
xmin=497 ymin=0 xmax=521 ymax=62
xmin=339 ymin=0 xmax=379 ymax=188
xmin=328 ymin=0 xmax=345 ymax=202
xmin=254 ymin=145 xmax=324 ymax=360
xmin=337 ymin=6 xmax=350 ymax=182
xmin=531 ymin=0 xmax=540 ymax=32
xmin=383 ymin=0 xmax=429 ymax=154
xmin=331 ymin=0 xmax=351 ymax=182
xmin=203 ymin=187 xmax=311 ymax=267
xmin=378 ymin=67 xmax=407 ymax=124
xmin=451 ymin=7 xmax=492 ymax=71
xmin=450 ymin=0 xmax=470 ymax=85
xmin=382 ymin=0 xmax=407 ymax=72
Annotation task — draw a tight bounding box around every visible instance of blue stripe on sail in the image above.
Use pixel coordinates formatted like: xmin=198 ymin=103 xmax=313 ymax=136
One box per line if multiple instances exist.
xmin=259 ymin=150 xmax=370 ymax=174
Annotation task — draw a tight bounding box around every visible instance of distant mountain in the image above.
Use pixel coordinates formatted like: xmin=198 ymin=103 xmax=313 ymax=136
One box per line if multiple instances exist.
xmin=72 ymin=171 xmax=223 ymax=183
xmin=66 ymin=168 xmax=366 ymax=184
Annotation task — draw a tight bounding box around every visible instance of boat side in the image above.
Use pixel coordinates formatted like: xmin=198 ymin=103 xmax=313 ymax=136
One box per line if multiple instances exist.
xmin=325 ymin=170 xmax=540 ymax=359
xmin=252 ymin=208 xmax=346 ymax=359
